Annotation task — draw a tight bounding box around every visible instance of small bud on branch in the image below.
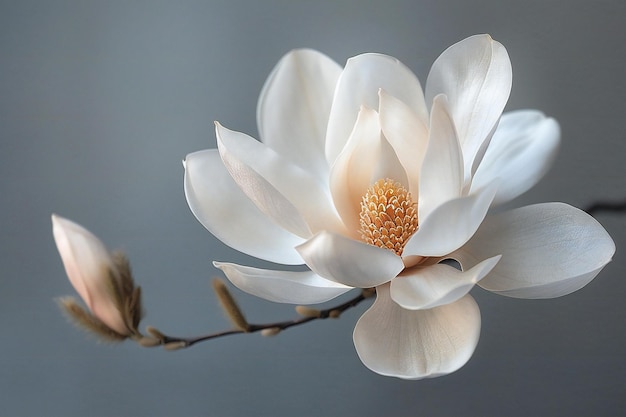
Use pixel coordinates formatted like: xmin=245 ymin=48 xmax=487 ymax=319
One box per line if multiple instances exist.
xmin=212 ymin=279 xmax=250 ymax=332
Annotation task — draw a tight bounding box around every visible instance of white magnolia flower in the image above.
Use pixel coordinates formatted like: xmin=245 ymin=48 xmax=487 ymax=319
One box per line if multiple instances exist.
xmin=184 ymin=35 xmax=615 ymax=379
xmin=52 ymin=214 xmax=133 ymax=337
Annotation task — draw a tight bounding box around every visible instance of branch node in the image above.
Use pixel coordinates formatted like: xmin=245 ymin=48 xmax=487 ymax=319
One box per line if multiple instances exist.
xmin=295 ymin=305 xmax=321 ymax=318
xmin=328 ymin=309 xmax=341 ymax=319
xmin=260 ymin=327 xmax=282 ymax=337
xmin=362 ymin=288 xmax=376 ymax=298
xmin=136 ymin=336 xmax=161 ymax=347
xmin=163 ymin=341 xmax=187 ymax=351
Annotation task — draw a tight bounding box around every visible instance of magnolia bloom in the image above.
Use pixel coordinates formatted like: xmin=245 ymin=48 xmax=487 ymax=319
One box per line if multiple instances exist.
xmin=52 ymin=214 xmax=140 ymax=339
xmin=184 ymin=35 xmax=615 ymax=379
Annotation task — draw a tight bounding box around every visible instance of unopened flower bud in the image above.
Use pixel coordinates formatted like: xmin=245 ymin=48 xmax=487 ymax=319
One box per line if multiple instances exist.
xmin=146 ymin=326 xmax=166 ymax=341
xmin=295 ymin=306 xmax=321 ymax=318
xmin=163 ymin=341 xmax=187 ymax=351
xmin=52 ymin=214 xmax=132 ymax=336
xmin=136 ymin=336 xmax=162 ymax=347
xmin=261 ymin=327 xmax=281 ymax=337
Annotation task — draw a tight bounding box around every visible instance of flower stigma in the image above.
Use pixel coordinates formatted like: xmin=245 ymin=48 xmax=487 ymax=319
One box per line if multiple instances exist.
xmin=359 ymin=179 xmax=418 ymax=256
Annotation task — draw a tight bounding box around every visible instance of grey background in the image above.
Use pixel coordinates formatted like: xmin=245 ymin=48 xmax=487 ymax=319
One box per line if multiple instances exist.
xmin=1 ymin=1 xmax=625 ymax=416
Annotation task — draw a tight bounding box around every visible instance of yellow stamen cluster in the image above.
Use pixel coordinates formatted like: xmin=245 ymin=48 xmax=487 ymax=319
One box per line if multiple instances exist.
xmin=359 ymin=179 xmax=418 ymax=256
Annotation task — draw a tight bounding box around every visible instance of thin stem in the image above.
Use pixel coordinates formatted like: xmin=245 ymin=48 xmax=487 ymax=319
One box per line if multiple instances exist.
xmin=584 ymin=198 xmax=626 ymax=215
xmin=154 ymin=288 xmax=375 ymax=349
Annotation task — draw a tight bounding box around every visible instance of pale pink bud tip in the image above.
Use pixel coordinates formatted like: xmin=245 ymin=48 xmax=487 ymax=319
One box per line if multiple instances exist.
xmin=51 ymin=214 xmax=130 ymax=336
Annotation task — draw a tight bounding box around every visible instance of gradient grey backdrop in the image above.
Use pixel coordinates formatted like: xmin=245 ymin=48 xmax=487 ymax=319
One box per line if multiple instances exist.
xmin=2 ymin=1 xmax=625 ymax=416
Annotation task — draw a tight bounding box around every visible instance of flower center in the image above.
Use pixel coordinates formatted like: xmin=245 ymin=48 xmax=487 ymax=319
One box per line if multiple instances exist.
xmin=359 ymin=179 xmax=418 ymax=256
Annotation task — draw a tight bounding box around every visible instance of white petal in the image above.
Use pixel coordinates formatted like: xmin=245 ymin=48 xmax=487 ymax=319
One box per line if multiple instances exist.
xmin=330 ymin=106 xmax=409 ymax=236
xmin=329 ymin=107 xmax=383 ymax=235
xmin=471 ymin=110 xmax=560 ymax=205
xmin=326 ymin=53 xmax=428 ymax=165
xmin=404 ymin=181 xmax=498 ymax=257
xmin=214 ymin=262 xmax=351 ymax=304
xmin=216 ymin=123 xmax=343 ymax=237
xmin=257 ymin=49 xmax=341 ymax=176
xmin=51 ymin=215 xmax=128 ymax=335
xmin=52 ymin=215 xmax=108 ymax=307
xmin=184 ymin=149 xmax=305 ymax=265
xmin=391 ymin=256 xmax=500 ymax=310
xmin=425 ymin=35 xmax=512 ymax=181
xmin=353 ymin=284 xmax=481 ymax=379
xmin=453 ymin=203 xmax=615 ymax=298
xmin=296 ymin=231 xmax=404 ymax=288
xmin=371 ymin=131 xmax=409 ymax=189
xmin=418 ymin=94 xmax=464 ymax=221
xmin=378 ymin=89 xmax=429 ymax=197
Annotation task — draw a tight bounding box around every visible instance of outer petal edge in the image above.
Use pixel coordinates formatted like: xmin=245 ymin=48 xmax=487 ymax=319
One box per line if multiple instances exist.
xmin=353 ymin=285 xmax=481 ymax=379
xmin=214 ymin=262 xmax=351 ymax=304
xmin=184 ymin=149 xmax=305 ymax=265
xmin=391 ymin=255 xmax=500 ymax=310
xmin=455 ymin=202 xmax=615 ymax=298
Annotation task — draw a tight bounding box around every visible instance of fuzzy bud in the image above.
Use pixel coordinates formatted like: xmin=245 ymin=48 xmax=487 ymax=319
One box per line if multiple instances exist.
xmin=295 ymin=306 xmax=321 ymax=318
xmin=212 ymin=279 xmax=249 ymax=331
xmin=52 ymin=214 xmax=140 ymax=337
xmin=260 ymin=327 xmax=281 ymax=337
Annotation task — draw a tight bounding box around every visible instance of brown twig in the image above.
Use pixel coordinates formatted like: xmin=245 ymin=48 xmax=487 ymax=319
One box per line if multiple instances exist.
xmin=584 ymin=198 xmax=626 ymax=215
xmin=148 ymin=288 xmax=375 ymax=349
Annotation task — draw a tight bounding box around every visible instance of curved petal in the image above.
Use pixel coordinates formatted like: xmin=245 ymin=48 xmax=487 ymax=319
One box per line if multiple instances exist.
xmin=296 ymin=231 xmax=404 ymax=288
xmin=353 ymin=284 xmax=481 ymax=379
xmin=425 ymin=35 xmax=512 ymax=181
xmin=403 ymin=181 xmax=498 ymax=257
xmin=216 ymin=123 xmax=344 ymax=237
xmin=329 ymin=107 xmax=383 ymax=235
xmin=418 ymin=94 xmax=464 ymax=221
xmin=51 ymin=215 xmax=128 ymax=335
xmin=326 ymin=53 xmax=428 ymax=165
xmin=52 ymin=215 xmax=105 ymax=307
xmin=391 ymin=255 xmax=500 ymax=310
xmin=452 ymin=203 xmax=615 ymax=298
xmin=330 ymin=106 xmax=409 ymax=236
xmin=257 ymin=49 xmax=341 ymax=176
xmin=470 ymin=110 xmax=560 ymax=205
xmin=378 ymin=89 xmax=429 ymax=197
xmin=372 ymin=132 xmax=409 ymax=189
xmin=184 ymin=149 xmax=305 ymax=265
xmin=214 ymin=262 xmax=351 ymax=304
